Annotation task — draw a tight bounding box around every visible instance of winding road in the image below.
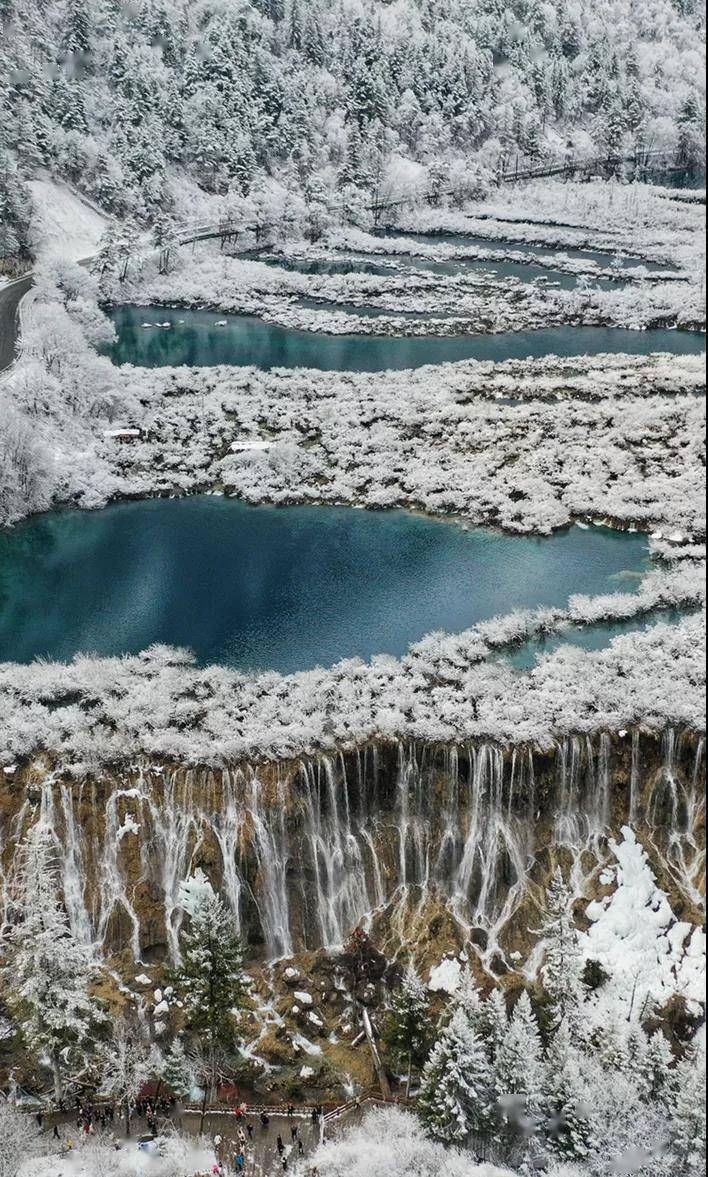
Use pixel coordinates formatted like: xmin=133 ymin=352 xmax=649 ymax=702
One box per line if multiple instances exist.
xmin=0 ymin=272 xmax=33 ymax=372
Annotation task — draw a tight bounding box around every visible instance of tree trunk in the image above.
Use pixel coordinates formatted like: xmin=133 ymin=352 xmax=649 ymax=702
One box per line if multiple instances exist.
xmin=125 ymin=1098 xmax=131 ymax=1137
xmin=198 ymin=1085 xmax=208 ymax=1137
xmin=405 ymin=1053 xmax=413 ymax=1100
xmin=51 ymin=1048 xmax=63 ymax=1106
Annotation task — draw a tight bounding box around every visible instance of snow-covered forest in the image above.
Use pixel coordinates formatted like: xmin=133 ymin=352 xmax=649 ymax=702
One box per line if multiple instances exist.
xmin=1 ymin=0 xmax=706 ymax=261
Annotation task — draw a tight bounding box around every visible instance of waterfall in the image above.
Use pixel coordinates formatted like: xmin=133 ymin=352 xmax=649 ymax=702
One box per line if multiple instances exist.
xmin=299 ymin=757 xmax=372 ymax=949
xmin=1 ymin=730 xmax=703 ymax=969
xmin=247 ymin=771 xmax=292 ymax=959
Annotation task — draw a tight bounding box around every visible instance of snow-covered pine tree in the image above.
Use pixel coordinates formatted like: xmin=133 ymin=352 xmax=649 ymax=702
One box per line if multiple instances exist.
xmin=538 ymin=866 xmax=585 ymax=1033
xmin=454 ymin=966 xmax=483 ymax=1026
xmin=666 ymin=1046 xmax=706 ymax=1175
xmin=542 ymin=1018 xmax=593 ymax=1161
xmin=476 ymin=987 xmax=508 ymax=1063
xmin=161 ymin=1035 xmax=193 ymax=1100
xmin=383 ymin=964 xmax=430 ymax=1097
xmin=638 ymin=1030 xmax=674 ymax=1106
xmin=419 ymin=1006 xmax=494 ymax=1146
xmin=494 ymin=990 xmax=545 ymax=1148
xmin=97 ymin=1016 xmax=152 ymax=1136
xmin=3 ymin=822 xmax=104 ymax=1102
xmin=171 ymin=870 xmax=246 ymax=1127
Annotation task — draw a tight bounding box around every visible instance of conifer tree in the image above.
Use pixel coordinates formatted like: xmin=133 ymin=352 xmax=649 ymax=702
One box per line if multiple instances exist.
xmin=455 ymin=966 xmax=483 ymax=1025
xmin=542 ymin=1018 xmax=593 ymax=1161
xmin=3 ymin=822 xmax=104 ymax=1102
xmin=476 ymin=987 xmax=508 ymax=1063
xmin=494 ymin=990 xmax=545 ymax=1144
xmin=171 ymin=870 xmax=246 ymax=1129
xmin=667 ymin=1047 xmax=706 ymax=1175
xmin=383 ymin=965 xmax=430 ymax=1097
xmin=419 ymin=1006 xmax=494 ymax=1145
xmin=161 ymin=1035 xmax=193 ymax=1100
xmin=538 ymin=867 xmax=585 ymax=1033
xmin=638 ymin=1031 xmax=674 ymax=1105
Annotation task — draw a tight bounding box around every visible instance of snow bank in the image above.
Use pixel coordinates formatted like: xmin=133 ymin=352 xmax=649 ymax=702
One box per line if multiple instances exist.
xmin=428 ymin=958 xmax=463 ymax=994
xmin=310 ymin=1106 xmax=514 ymax=1177
xmin=28 ymin=179 xmax=106 ymax=263
xmin=582 ymin=827 xmax=706 ymax=1016
xmin=18 ymin=1135 xmax=215 ymax=1177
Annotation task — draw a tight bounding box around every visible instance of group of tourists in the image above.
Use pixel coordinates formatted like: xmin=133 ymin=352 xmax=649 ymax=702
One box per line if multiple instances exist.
xmin=199 ymin=1102 xmax=325 ymax=1175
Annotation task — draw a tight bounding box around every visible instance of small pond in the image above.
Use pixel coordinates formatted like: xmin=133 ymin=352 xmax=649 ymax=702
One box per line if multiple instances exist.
xmin=0 ymin=497 xmax=650 ymax=673
xmin=105 ymin=306 xmax=705 ymax=371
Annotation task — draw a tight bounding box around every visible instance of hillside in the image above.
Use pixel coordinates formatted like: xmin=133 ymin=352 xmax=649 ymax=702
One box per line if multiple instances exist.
xmin=0 ymin=0 xmax=706 ymax=261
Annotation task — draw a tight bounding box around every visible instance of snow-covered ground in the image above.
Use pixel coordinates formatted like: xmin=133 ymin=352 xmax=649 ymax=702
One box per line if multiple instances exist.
xmin=582 ymin=827 xmax=706 ymax=1017
xmin=28 ymin=178 xmax=107 ymax=264
xmin=18 ymin=1134 xmax=215 ymax=1177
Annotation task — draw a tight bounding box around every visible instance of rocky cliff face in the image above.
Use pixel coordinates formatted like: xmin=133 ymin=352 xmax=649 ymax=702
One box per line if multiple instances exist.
xmin=1 ymin=728 xmax=703 ymax=981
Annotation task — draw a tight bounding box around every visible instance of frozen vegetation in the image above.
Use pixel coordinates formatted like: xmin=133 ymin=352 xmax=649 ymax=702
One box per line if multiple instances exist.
xmin=107 ymin=241 xmax=706 ymax=334
xmin=0 ymin=261 xmax=705 ymax=767
xmin=1 ymin=265 xmax=705 ymax=537
xmin=0 ymin=612 xmax=704 ymax=769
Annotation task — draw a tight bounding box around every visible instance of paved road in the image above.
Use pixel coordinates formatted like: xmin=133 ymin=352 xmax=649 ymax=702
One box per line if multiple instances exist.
xmin=0 ymin=273 xmax=33 ymax=371
xmin=41 ymin=1105 xmax=324 ymax=1175
xmin=184 ymin=1109 xmax=322 ymax=1173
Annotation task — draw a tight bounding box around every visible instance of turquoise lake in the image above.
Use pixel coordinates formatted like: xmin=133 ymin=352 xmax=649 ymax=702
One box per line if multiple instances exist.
xmin=0 ymin=498 xmax=649 ymax=672
xmin=105 ymin=306 xmax=705 ymax=371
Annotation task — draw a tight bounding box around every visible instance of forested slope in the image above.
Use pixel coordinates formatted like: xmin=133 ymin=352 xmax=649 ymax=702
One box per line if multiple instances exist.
xmin=1 ymin=0 xmax=706 ymax=258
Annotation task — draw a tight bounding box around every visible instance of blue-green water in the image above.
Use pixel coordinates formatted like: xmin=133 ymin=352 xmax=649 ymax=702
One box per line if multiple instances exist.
xmin=0 ymin=498 xmax=650 ymax=672
xmin=246 ymin=249 xmax=616 ymax=289
xmin=105 ymin=306 xmax=705 ymax=371
xmin=505 ymin=609 xmax=689 ymax=670
xmin=375 ymin=228 xmax=676 ymax=271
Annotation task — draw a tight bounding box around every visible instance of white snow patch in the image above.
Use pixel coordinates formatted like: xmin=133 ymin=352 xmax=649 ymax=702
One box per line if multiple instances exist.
xmin=428 ymin=957 xmax=463 ymax=994
xmin=582 ymin=827 xmax=706 ymax=1017
xmin=28 ymin=179 xmax=107 ymax=263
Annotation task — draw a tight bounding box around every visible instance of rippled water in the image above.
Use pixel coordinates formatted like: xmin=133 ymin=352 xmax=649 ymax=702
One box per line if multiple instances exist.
xmin=0 ymin=498 xmax=650 ymax=672
xmin=105 ymin=306 xmax=705 ymax=371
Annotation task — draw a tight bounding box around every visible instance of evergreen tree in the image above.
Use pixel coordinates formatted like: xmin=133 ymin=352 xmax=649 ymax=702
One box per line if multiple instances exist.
xmin=638 ymin=1031 xmax=674 ymax=1105
xmin=677 ymin=95 xmax=706 ymax=170
xmin=383 ymin=965 xmax=430 ymax=1097
xmin=419 ymin=1006 xmax=494 ymax=1145
xmin=455 ymin=966 xmax=483 ymax=1025
xmin=542 ymin=1019 xmax=593 ymax=1161
xmin=494 ymin=990 xmax=545 ymax=1143
xmin=667 ymin=1048 xmax=706 ymax=1175
xmin=476 ymin=987 xmax=508 ymax=1062
xmin=171 ymin=870 xmax=246 ymax=1129
xmin=538 ymin=867 xmax=585 ymax=1033
xmin=3 ymin=823 xmax=104 ymax=1102
xmin=161 ymin=1035 xmax=193 ymax=1099
xmin=63 ymin=0 xmax=91 ymax=55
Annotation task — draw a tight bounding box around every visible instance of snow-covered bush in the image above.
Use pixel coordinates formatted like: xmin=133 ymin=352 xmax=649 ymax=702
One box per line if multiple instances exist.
xmin=310 ymin=1106 xmax=513 ymax=1176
